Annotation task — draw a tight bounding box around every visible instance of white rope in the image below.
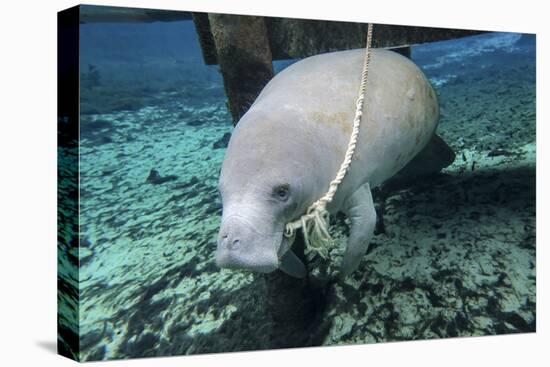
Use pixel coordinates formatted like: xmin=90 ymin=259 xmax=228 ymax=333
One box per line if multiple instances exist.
xmin=283 ymin=23 xmax=374 ymax=258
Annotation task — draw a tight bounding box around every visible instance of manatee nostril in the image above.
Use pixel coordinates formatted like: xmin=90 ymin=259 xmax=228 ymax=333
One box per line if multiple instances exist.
xmin=228 ymin=238 xmax=240 ymax=250
xmin=220 ymin=235 xmax=241 ymax=251
xmin=218 ymin=235 xmax=229 ymax=250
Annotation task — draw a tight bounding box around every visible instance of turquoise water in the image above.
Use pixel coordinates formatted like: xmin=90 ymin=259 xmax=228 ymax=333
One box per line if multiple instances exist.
xmin=64 ymin=16 xmax=535 ymax=361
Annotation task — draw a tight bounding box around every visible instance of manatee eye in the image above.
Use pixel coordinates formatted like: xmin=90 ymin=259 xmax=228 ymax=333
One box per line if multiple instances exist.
xmin=273 ymin=183 xmax=290 ymax=201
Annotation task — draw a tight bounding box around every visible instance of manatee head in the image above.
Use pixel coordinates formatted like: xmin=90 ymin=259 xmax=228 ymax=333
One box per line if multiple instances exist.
xmin=215 ymin=116 xmax=322 ymax=273
xmin=216 ymin=164 xmax=304 ymax=273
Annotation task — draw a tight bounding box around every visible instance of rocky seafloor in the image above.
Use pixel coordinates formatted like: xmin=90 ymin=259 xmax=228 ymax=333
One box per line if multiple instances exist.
xmin=73 ymin=34 xmax=536 ymax=361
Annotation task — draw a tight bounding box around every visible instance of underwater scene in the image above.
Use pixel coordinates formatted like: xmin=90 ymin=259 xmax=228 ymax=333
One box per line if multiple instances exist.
xmin=62 ymin=12 xmax=535 ymax=362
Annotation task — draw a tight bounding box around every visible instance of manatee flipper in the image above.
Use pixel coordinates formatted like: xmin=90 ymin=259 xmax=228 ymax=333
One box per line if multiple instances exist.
xmin=340 ymin=183 xmax=377 ymax=278
xmin=279 ymin=249 xmax=307 ymax=278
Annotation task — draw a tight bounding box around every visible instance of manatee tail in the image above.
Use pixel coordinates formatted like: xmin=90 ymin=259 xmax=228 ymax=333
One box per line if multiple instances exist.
xmin=386 ymin=134 xmax=455 ymax=188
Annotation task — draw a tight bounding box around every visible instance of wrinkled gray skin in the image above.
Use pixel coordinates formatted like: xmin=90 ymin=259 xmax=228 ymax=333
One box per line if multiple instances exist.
xmin=216 ymin=49 xmax=440 ymax=278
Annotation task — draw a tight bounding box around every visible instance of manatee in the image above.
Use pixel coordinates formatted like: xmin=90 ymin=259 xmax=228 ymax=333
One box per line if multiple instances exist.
xmin=216 ymin=48 xmax=453 ymax=278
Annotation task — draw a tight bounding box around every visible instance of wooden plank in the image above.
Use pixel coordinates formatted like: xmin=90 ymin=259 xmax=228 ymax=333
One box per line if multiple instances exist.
xmin=194 ymin=14 xmax=485 ymax=64
xmin=266 ymin=19 xmax=484 ymax=59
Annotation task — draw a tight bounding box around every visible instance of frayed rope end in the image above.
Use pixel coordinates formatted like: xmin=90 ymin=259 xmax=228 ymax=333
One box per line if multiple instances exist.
xmin=284 ymin=207 xmax=333 ymax=259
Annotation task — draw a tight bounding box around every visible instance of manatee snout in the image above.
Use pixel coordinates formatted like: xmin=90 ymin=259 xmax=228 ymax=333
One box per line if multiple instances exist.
xmin=215 ymin=215 xmax=281 ymax=273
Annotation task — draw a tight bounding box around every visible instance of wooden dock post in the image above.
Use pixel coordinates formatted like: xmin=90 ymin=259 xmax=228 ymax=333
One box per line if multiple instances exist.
xmin=207 ymin=14 xmax=274 ymax=124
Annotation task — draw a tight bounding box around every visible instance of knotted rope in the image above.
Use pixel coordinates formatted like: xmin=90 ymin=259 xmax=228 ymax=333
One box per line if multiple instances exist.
xmin=283 ymin=23 xmax=374 ymax=258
